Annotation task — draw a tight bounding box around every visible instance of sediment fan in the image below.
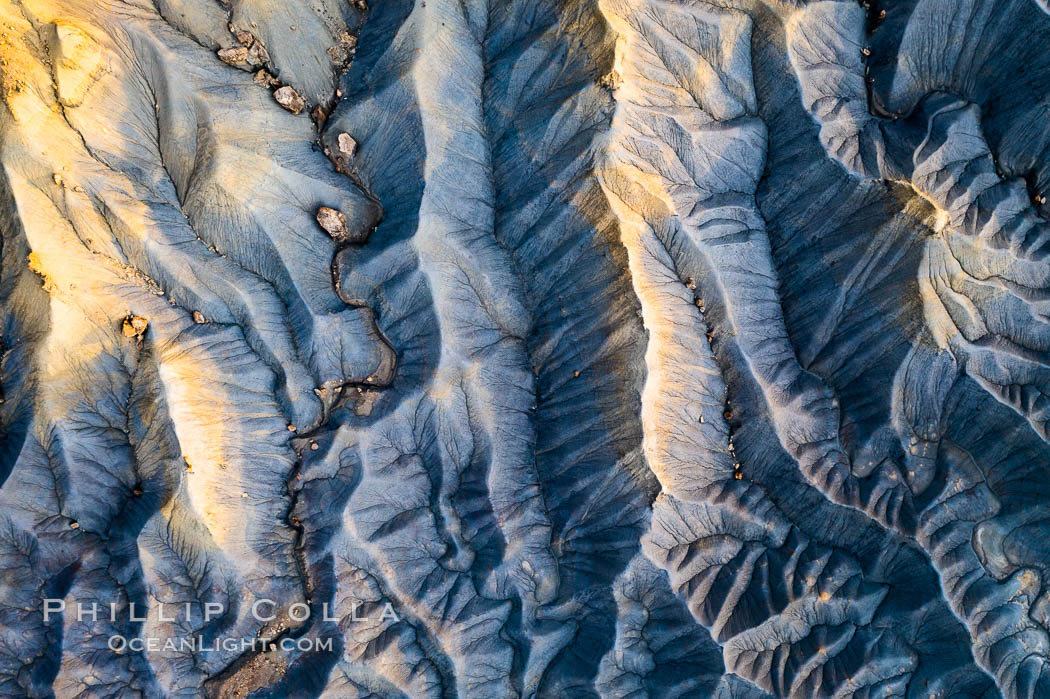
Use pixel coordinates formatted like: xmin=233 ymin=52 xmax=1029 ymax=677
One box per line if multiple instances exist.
xmin=1 ymin=0 xmax=1049 ymax=696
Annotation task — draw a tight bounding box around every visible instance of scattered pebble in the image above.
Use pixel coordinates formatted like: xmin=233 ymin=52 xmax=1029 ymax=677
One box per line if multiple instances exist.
xmin=598 ymin=71 xmax=620 ymax=91
xmin=311 ymin=104 xmax=328 ymax=128
xmin=192 ymin=311 xmax=206 ymax=324
xmin=231 ymin=27 xmax=253 ymax=46
xmin=254 ymin=69 xmax=279 ymax=88
xmin=122 ymin=314 xmax=148 ymax=338
xmin=274 ymin=86 xmax=306 ymax=114
xmin=316 ymin=206 xmax=353 ymax=243
xmin=218 ymin=46 xmax=250 ymax=65
xmin=328 ymin=133 xmax=359 ymax=175
xmin=338 ymin=132 xmax=357 ymax=158
xmin=328 ymin=31 xmax=359 ymax=64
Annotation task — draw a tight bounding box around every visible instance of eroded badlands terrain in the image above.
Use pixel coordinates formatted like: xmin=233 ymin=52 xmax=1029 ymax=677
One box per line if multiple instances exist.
xmin=3 ymin=0 xmax=1050 ymax=696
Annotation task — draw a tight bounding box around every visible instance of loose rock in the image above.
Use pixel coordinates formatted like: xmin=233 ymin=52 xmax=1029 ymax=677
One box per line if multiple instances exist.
xmin=338 ymin=132 xmax=357 ymax=158
xmin=254 ymin=69 xmax=279 ymax=88
xmin=316 ymin=206 xmax=358 ymax=244
xmin=219 ymin=41 xmax=269 ymax=68
xmin=122 ymin=314 xmax=148 ymax=338
xmin=329 ymin=132 xmax=358 ymax=174
xmin=327 ymin=31 xmax=359 ymax=64
xmin=218 ymin=46 xmax=249 ymax=65
xmin=231 ymin=27 xmax=253 ymax=46
xmin=311 ymin=104 xmax=328 ymax=129
xmin=274 ymin=86 xmax=305 ymax=114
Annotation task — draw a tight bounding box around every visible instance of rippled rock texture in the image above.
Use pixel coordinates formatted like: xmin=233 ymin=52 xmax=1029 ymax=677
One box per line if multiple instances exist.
xmin=2 ymin=0 xmax=1050 ymax=696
